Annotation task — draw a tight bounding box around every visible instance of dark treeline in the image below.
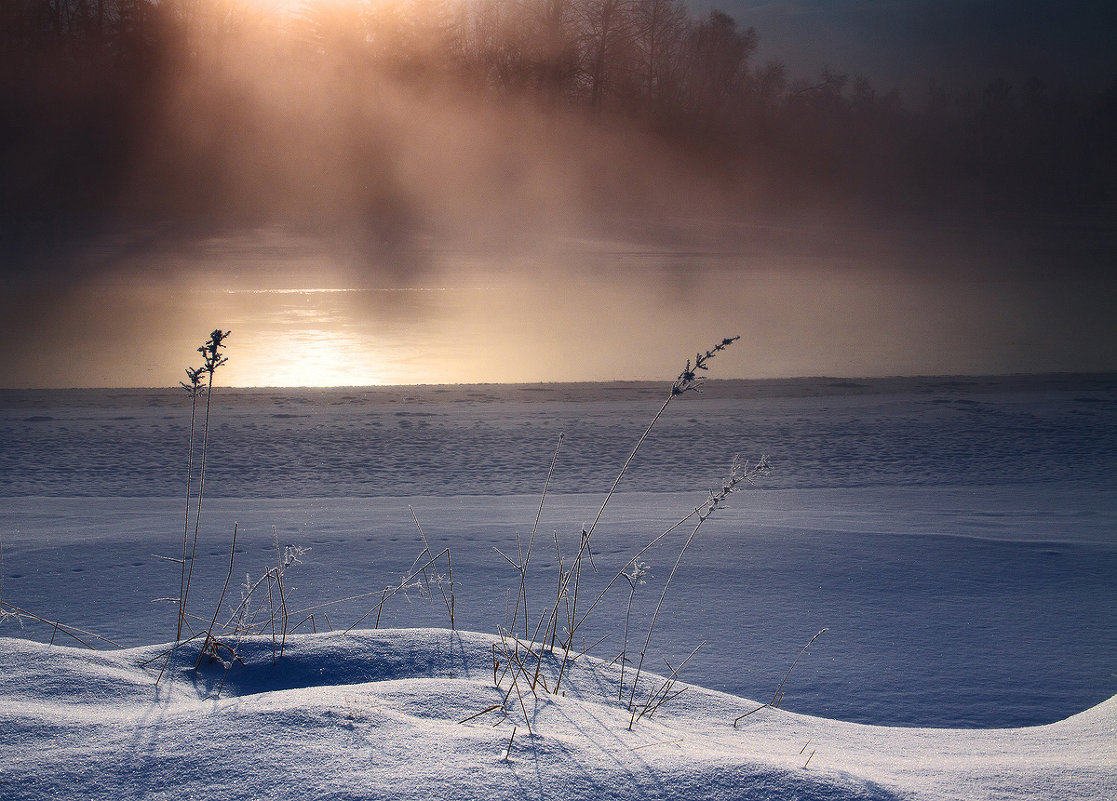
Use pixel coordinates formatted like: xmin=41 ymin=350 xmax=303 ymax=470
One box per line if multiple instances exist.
xmin=3 ymin=0 xmax=1116 ymax=268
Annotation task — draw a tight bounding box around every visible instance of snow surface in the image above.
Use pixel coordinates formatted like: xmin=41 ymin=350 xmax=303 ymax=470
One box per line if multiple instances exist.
xmin=2 ymin=375 xmax=1116 ymax=799
xmin=1 ymin=629 xmax=1113 ymax=801
xmin=3 ymin=486 xmax=1116 ymax=728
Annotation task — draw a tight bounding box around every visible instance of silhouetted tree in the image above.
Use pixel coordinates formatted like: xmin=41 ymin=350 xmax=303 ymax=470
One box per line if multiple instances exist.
xmin=682 ymin=10 xmax=755 ymax=132
xmin=630 ymin=0 xmax=687 ymax=111
xmin=575 ymin=0 xmax=632 ymax=109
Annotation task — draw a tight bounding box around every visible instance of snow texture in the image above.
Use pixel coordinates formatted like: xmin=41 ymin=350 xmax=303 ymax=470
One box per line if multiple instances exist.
xmin=0 ymin=629 xmax=1113 ymax=801
xmin=1 ymin=375 xmax=1116 ymax=799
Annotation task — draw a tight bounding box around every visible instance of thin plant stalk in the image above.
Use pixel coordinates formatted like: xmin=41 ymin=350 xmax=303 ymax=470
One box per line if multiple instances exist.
xmin=769 ymin=627 xmax=829 ymax=708
xmin=563 ymin=395 xmax=670 ymax=634
xmin=625 ymin=515 xmax=705 ymax=714
xmin=274 ymin=531 xmax=292 ymax=658
xmin=409 ymin=506 xmax=455 ymax=629
xmin=569 ymin=337 xmax=739 ymax=613
xmin=342 ymin=548 xmax=453 ymax=633
xmin=631 ymin=641 xmax=705 ymax=726
xmin=197 ymin=522 xmax=238 ymax=667
xmin=181 ymin=368 xmax=214 ymax=638
xmin=547 ymin=490 xmax=708 ymax=691
xmin=617 ymin=561 xmax=648 ymax=699
xmin=176 ymin=368 xmax=202 ymax=642
xmin=179 ymin=330 xmax=229 ymax=643
xmin=543 ymin=394 xmax=675 ymax=687
xmin=733 ymin=629 xmax=829 ymax=727
xmin=574 ymin=505 xmax=705 ymax=635
xmin=266 ymin=571 xmax=277 ymax=663
xmin=625 ymin=456 xmax=765 ymax=717
xmin=0 ymin=601 xmax=121 ymax=649
xmin=213 ymin=544 xmax=304 ymax=640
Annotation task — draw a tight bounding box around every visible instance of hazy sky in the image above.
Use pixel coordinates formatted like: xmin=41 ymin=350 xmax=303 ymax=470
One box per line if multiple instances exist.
xmin=2 ymin=0 xmax=1114 ymax=388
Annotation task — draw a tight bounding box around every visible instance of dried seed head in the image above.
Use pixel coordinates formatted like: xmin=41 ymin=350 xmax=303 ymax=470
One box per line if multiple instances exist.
xmin=200 ymin=329 xmax=231 ymax=374
xmin=180 ymin=366 xmax=206 ymax=396
xmin=672 ymin=335 xmax=740 ymax=395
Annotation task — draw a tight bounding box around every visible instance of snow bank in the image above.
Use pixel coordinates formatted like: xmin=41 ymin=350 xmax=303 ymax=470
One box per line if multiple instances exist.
xmin=1 ymin=630 xmax=1112 ymax=801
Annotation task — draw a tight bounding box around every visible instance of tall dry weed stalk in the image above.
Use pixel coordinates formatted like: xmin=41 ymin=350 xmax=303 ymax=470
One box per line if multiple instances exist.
xmin=175 ymin=329 xmax=229 ymax=642
xmin=175 ymin=366 xmax=203 ymax=642
xmin=626 ymin=455 xmax=769 ymax=727
xmin=495 ymin=432 xmax=564 ymax=640
xmin=733 ymin=628 xmax=828 ymax=726
xmin=616 ymin=559 xmax=649 ymax=699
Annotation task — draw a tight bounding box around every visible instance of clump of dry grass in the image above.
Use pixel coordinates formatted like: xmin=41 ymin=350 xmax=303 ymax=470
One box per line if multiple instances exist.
xmin=542 ymin=336 xmax=756 ymax=701
xmin=453 ymin=335 xmax=776 ymax=734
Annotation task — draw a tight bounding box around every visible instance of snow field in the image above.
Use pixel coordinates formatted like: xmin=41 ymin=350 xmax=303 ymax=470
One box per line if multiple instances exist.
xmin=2 ymin=375 xmax=1116 ymax=799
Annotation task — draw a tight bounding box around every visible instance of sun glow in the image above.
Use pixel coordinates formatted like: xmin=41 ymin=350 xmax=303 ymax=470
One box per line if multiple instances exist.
xmin=235 ymin=326 xmax=389 ymax=387
xmin=220 ymin=288 xmax=443 ymax=387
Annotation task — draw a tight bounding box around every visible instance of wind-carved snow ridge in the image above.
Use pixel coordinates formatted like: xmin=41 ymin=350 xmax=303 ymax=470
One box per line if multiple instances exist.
xmin=1 ymin=630 xmax=1113 ymax=801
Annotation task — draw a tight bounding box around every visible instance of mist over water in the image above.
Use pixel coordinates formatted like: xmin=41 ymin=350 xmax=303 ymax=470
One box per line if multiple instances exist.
xmin=4 ymin=226 xmax=1117 ymax=387
xmin=2 ymin=0 xmax=1115 ymax=386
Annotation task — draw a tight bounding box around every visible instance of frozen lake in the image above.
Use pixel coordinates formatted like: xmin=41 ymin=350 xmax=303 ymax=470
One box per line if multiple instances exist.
xmin=2 ymin=375 xmax=1116 ymax=728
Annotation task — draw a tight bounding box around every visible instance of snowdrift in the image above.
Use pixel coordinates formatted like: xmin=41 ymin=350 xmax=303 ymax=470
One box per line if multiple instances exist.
xmin=2 ymin=629 xmax=1113 ymax=801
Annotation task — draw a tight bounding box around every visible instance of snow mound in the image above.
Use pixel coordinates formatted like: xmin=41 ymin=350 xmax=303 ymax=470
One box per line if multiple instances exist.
xmin=1 ymin=630 xmax=1113 ymax=801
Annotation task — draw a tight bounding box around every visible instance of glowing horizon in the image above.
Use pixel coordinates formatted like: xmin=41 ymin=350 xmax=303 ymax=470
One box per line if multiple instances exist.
xmin=4 ymin=231 xmax=1116 ymax=390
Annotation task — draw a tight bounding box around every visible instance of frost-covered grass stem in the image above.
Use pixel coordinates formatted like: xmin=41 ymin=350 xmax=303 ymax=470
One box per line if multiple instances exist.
xmin=626 ymin=456 xmax=768 ymax=723
xmin=176 ymin=366 xmax=203 ymax=642
xmin=178 ymin=330 xmax=230 ymax=643
xmin=617 ymin=560 xmax=649 ymax=699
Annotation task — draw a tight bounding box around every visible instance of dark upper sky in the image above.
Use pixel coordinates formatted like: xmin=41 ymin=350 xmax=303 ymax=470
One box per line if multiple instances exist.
xmin=699 ymin=0 xmax=1117 ymax=94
